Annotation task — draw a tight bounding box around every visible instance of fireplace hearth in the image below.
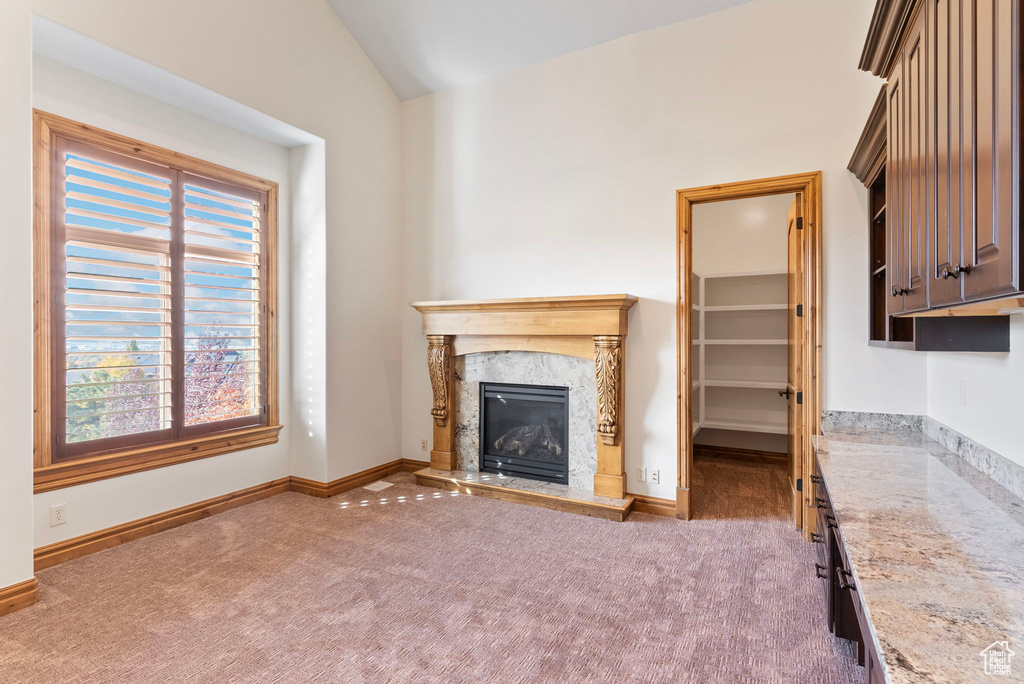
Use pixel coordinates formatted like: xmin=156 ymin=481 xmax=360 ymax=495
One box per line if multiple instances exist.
xmin=480 ymin=382 xmax=569 ymax=484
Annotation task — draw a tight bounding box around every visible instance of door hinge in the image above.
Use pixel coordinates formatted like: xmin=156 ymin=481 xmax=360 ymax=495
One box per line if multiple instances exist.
xmin=796 ymin=303 xmax=804 ymax=317
xmin=796 ymin=217 xmax=804 ymax=230
xmin=796 ymin=391 xmax=803 ymax=405
xmin=796 ymin=478 xmax=802 ymax=492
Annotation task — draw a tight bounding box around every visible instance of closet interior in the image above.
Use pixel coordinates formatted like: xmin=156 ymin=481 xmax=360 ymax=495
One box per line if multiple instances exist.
xmin=690 ymin=196 xmax=794 ymax=458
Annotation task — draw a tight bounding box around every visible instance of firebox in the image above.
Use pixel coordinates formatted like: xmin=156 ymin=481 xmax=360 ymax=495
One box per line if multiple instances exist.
xmin=479 ymin=382 xmax=569 ymax=484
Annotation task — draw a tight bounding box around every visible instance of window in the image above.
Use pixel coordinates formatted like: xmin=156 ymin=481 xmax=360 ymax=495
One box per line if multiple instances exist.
xmin=34 ymin=110 xmax=280 ymax=492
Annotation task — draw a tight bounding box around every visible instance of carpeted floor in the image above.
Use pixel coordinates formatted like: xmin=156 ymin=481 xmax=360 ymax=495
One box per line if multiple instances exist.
xmin=0 ymin=458 xmax=860 ymax=683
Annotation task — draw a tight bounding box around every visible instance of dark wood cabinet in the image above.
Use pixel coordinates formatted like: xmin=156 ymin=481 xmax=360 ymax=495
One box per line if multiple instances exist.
xmin=812 ymin=459 xmax=876 ymax=680
xmin=888 ymin=4 xmax=929 ymax=314
xmin=930 ymin=0 xmax=965 ymax=306
xmin=963 ymin=0 xmax=1018 ymax=300
xmin=851 ymin=0 xmax=1021 ymax=347
xmin=930 ymin=0 xmax=1020 ymax=304
xmin=853 ymin=88 xmax=918 ymax=346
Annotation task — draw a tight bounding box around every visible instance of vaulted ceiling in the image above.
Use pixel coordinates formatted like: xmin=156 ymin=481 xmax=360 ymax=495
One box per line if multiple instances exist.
xmin=326 ymin=0 xmax=760 ymax=100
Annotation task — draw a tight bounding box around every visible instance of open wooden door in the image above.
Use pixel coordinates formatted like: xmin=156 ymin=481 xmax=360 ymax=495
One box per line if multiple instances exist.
xmin=676 ymin=172 xmax=821 ymax=526
xmin=786 ymin=196 xmax=805 ymax=529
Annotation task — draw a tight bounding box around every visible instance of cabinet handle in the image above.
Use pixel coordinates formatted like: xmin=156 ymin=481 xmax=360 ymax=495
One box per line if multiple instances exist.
xmin=836 ymin=568 xmax=857 ymax=592
xmin=815 ymin=563 xmax=828 ymax=579
xmin=942 ymin=263 xmax=973 ymax=279
xmin=811 ymin=533 xmax=824 ymax=544
xmin=811 ymin=475 xmax=823 ymax=484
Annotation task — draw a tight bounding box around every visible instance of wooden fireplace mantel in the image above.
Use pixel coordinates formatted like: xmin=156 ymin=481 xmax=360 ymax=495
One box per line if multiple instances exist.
xmin=410 ymin=295 xmax=638 ymax=499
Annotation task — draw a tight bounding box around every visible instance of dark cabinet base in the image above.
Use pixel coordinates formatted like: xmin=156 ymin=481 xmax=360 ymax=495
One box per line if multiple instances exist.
xmin=813 ymin=458 xmax=883 ymax=684
xmin=911 ymin=316 xmax=1010 ymax=352
xmin=870 ymin=315 xmax=1010 ymax=352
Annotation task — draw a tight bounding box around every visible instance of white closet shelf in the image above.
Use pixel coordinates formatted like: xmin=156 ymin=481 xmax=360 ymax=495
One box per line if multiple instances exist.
xmin=700 ymin=420 xmax=788 ymax=435
xmin=703 ymin=379 xmax=786 ymax=390
xmin=703 ymin=304 xmax=787 ymax=312
xmin=702 ymin=339 xmax=788 ymax=346
xmin=689 ymin=269 xmax=788 ymax=443
xmin=701 ymin=269 xmax=788 ymax=278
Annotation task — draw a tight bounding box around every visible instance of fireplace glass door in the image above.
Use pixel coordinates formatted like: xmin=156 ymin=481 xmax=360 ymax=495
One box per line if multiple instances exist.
xmin=480 ymin=382 xmax=569 ymax=484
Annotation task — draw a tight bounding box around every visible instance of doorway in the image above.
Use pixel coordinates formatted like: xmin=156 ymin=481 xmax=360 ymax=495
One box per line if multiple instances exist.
xmin=675 ymin=173 xmax=822 ymax=540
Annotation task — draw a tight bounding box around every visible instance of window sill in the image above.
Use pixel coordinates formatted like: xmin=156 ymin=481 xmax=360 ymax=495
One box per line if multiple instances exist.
xmin=33 ymin=424 xmax=283 ymax=493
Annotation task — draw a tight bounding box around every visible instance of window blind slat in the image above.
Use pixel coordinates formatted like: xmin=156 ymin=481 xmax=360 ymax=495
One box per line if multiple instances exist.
xmin=66 ymin=155 xmax=171 ymax=190
xmin=57 ymin=142 xmax=267 ymax=448
xmin=62 ymin=149 xmax=174 ymax=446
xmin=180 ymin=181 xmax=262 ymax=429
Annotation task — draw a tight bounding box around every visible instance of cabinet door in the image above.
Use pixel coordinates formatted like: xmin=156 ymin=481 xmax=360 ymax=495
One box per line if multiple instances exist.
xmin=887 ymin=54 xmax=908 ymax=315
xmin=930 ymin=0 xmax=965 ymax=306
xmin=903 ymin=6 xmax=930 ymax=312
xmin=964 ymin=0 xmax=1019 ymax=299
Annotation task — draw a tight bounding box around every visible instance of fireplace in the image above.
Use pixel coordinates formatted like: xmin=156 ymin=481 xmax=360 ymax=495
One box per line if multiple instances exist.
xmin=480 ymin=382 xmax=569 ymax=484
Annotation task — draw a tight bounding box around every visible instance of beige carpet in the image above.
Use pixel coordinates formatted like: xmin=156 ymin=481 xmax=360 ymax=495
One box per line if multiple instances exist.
xmin=0 ymin=458 xmax=860 ymax=683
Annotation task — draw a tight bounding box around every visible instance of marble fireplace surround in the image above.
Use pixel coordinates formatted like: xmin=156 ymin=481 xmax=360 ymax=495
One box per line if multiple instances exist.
xmin=410 ymin=295 xmax=638 ymax=500
xmin=455 ymin=352 xmax=596 ymax=490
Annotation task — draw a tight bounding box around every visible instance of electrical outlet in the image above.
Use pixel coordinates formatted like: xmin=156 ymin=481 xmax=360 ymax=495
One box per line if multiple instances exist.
xmin=637 ymin=467 xmax=647 ymax=483
xmin=420 ymin=439 xmax=428 ymax=451
xmin=958 ymin=380 xmax=968 ymax=407
xmin=650 ymin=469 xmax=660 ymax=485
xmin=49 ymin=504 xmax=67 ymax=527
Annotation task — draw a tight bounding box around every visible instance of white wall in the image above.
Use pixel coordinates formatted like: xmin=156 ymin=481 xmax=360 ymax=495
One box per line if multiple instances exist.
xmin=0 ymin=0 xmax=37 ymax=591
xmin=0 ymin=0 xmax=402 ymax=588
xmin=30 ymin=56 xmax=294 ymax=548
xmin=927 ymin=319 xmax=1024 ymax=467
xmin=288 ymin=142 xmax=330 ymax=483
xmin=28 ymin=0 xmax=403 ymax=485
xmin=400 ymin=0 xmax=929 ymax=500
xmin=692 ymin=194 xmax=792 ymax=276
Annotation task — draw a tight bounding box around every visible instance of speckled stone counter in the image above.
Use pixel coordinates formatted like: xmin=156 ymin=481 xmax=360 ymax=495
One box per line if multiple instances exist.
xmin=814 ymin=427 xmax=1024 ymax=683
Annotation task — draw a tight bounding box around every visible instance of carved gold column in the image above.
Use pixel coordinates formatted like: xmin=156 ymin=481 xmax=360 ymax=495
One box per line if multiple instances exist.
xmin=593 ymin=335 xmax=626 ymax=498
xmin=426 ymin=335 xmax=456 ymax=470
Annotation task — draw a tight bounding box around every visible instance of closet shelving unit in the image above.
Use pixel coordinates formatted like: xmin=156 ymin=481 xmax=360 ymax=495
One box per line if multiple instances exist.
xmin=690 ymin=270 xmax=789 ymax=437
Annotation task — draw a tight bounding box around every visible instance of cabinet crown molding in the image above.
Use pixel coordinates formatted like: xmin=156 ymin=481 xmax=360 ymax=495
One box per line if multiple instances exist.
xmin=848 ymin=86 xmax=888 ymax=185
xmin=859 ymin=0 xmax=919 ymax=77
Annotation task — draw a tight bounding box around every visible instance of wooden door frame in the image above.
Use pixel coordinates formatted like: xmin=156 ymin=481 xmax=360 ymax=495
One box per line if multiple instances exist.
xmin=675 ymin=171 xmax=823 ymax=540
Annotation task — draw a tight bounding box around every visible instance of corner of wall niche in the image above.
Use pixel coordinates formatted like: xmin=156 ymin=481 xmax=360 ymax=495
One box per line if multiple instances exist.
xmin=287 ymin=141 xmax=328 ymax=482
xmin=31 ymin=15 xmax=331 ymax=481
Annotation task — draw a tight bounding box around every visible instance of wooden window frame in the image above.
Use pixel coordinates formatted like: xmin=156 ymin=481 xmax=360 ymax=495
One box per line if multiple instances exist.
xmin=33 ymin=110 xmax=281 ymax=493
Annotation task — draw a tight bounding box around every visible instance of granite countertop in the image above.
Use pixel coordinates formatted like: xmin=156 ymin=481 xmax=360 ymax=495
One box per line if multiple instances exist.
xmin=814 ymin=427 xmax=1024 ymax=683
